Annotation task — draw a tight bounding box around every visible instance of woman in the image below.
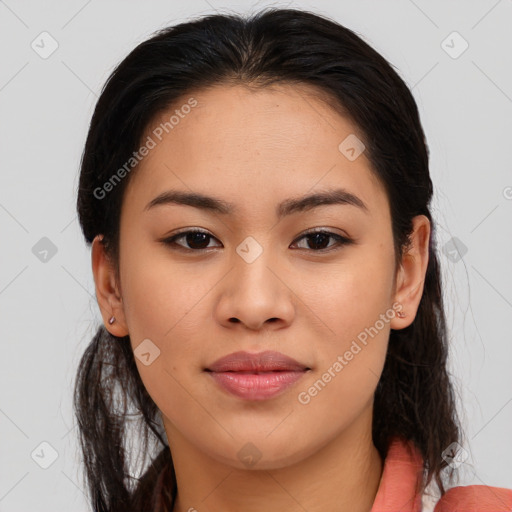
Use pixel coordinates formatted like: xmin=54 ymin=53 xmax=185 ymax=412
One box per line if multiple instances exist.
xmin=74 ymin=7 xmax=512 ymax=512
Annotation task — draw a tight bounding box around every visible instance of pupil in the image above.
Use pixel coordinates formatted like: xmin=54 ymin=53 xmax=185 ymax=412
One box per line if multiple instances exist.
xmin=308 ymin=233 xmax=329 ymax=250
xmin=187 ymin=232 xmax=209 ymax=249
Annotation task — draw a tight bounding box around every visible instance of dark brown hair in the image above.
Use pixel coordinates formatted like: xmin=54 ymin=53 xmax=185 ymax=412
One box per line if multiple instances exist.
xmin=75 ymin=7 xmax=460 ymax=511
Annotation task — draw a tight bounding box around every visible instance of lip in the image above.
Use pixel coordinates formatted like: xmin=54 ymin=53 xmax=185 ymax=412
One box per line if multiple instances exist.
xmin=205 ymin=350 xmax=310 ymax=401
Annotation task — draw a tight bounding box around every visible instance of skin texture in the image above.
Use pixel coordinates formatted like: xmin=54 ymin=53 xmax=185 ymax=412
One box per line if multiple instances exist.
xmin=91 ymin=83 xmax=430 ymax=512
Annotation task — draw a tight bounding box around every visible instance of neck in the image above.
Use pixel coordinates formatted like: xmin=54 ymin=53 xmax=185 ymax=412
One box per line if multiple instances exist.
xmin=165 ymin=405 xmax=383 ymax=512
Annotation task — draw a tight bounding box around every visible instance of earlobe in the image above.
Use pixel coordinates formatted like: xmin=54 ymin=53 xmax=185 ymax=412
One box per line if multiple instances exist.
xmin=390 ymin=215 xmax=430 ymax=330
xmin=91 ymin=235 xmax=129 ymax=337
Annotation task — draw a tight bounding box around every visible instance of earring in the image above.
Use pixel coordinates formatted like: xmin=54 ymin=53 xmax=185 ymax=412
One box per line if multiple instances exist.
xmin=397 ymin=310 xmax=406 ymax=318
xmin=108 ymin=316 xmax=116 ymax=325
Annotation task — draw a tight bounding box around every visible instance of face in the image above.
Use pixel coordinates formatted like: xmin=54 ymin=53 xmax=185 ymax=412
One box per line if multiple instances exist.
xmin=93 ymin=82 xmax=429 ymax=470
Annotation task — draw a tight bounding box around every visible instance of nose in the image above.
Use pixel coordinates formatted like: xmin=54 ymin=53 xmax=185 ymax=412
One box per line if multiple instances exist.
xmin=214 ymin=247 xmax=295 ymax=332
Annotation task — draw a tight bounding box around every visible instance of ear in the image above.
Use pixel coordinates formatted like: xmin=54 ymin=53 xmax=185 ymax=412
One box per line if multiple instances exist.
xmin=91 ymin=234 xmax=129 ymax=337
xmin=390 ymin=215 xmax=430 ymax=330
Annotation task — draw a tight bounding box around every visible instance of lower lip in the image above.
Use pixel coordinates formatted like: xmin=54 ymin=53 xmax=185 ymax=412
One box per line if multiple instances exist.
xmin=207 ymin=370 xmax=307 ymax=400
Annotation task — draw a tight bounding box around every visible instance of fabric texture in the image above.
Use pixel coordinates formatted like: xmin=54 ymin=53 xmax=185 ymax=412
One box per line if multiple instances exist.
xmin=370 ymin=437 xmax=512 ymax=512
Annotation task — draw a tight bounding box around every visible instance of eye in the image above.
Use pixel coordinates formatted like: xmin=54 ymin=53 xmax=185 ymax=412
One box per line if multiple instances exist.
xmin=291 ymin=229 xmax=354 ymax=252
xmin=160 ymin=229 xmax=221 ymax=251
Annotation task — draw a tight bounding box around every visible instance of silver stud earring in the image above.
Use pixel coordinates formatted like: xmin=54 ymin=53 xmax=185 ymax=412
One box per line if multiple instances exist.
xmin=108 ymin=316 xmax=116 ymax=325
xmin=397 ymin=310 xmax=406 ymax=318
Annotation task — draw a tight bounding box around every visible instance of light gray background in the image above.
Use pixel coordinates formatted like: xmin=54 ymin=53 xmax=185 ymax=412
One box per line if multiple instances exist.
xmin=1 ymin=0 xmax=511 ymax=510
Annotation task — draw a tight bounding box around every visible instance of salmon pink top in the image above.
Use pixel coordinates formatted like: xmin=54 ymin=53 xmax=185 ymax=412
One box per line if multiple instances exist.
xmin=371 ymin=437 xmax=512 ymax=512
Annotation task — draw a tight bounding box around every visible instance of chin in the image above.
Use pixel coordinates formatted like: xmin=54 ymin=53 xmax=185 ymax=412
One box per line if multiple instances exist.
xmin=202 ymin=433 xmax=320 ymax=471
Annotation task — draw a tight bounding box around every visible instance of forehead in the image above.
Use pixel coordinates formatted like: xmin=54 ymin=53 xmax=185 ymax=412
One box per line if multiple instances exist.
xmin=123 ymin=82 xmax=388 ymax=218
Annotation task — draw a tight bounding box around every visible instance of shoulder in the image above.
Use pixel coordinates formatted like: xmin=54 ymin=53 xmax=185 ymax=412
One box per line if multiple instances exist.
xmin=434 ymin=484 xmax=512 ymax=512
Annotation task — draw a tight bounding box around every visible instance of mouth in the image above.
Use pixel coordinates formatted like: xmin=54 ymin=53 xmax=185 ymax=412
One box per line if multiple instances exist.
xmin=204 ymin=350 xmax=311 ymax=401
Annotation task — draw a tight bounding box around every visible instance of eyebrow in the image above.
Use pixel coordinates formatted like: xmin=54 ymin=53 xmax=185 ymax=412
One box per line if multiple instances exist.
xmin=144 ymin=187 xmax=369 ymax=218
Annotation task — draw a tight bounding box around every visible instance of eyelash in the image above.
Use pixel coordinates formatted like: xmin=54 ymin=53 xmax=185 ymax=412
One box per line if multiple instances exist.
xmin=160 ymin=228 xmax=354 ymax=253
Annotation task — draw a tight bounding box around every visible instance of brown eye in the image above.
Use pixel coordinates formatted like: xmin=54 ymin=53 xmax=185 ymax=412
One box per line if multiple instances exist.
xmin=161 ymin=230 xmax=221 ymax=251
xmin=292 ymin=230 xmax=353 ymax=252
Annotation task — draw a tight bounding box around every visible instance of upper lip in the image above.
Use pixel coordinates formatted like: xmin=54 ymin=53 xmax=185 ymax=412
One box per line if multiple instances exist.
xmin=205 ymin=350 xmax=309 ymax=372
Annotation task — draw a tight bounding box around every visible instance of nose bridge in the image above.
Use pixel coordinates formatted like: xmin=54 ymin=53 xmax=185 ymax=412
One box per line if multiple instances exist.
xmin=216 ymin=233 xmax=294 ymax=330
xmin=232 ymin=233 xmax=280 ymax=294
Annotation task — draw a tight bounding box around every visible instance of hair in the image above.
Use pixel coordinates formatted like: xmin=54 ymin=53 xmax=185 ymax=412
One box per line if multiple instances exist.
xmin=74 ymin=7 xmax=460 ymax=511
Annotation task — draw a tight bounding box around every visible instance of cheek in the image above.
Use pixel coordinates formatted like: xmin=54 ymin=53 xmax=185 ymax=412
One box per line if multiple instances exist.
xmin=119 ymin=254 xmax=205 ymax=420
xmin=118 ymin=245 xmax=217 ymax=403
xmin=120 ymin=244 xmax=212 ymax=341
xmin=294 ymin=252 xmax=393 ymax=408
xmin=296 ymin=281 xmax=391 ymax=429
xmin=295 ymin=251 xmax=394 ymax=343
xmin=295 ymin=345 xmax=386 ymax=440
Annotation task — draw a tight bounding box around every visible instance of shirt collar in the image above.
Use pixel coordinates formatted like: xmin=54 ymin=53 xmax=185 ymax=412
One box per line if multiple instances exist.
xmin=370 ymin=437 xmax=425 ymax=512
